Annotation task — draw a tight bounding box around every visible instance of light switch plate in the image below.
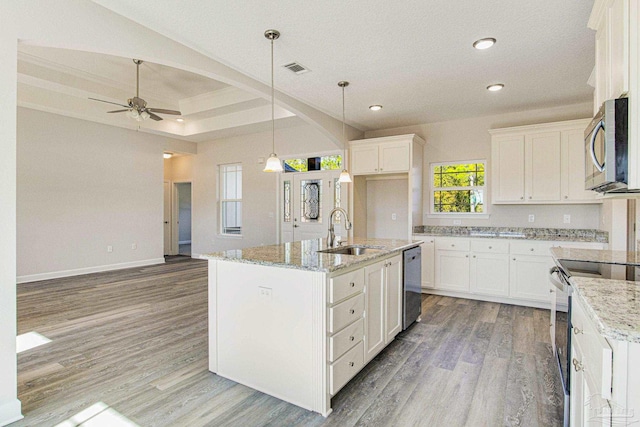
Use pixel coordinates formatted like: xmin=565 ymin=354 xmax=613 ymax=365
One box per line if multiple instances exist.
xmin=563 ymin=214 xmax=571 ymax=224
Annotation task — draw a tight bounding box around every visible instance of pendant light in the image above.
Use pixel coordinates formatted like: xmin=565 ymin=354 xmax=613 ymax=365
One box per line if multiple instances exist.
xmin=338 ymin=81 xmax=352 ymax=183
xmin=263 ymin=29 xmax=284 ymax=173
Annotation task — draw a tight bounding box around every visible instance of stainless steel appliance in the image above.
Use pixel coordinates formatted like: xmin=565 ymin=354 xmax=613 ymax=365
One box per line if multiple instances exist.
xmin=403 ymin=246 xmax=422 ymax=329
xmin=585 ymin=97 xmax=629 ymax=193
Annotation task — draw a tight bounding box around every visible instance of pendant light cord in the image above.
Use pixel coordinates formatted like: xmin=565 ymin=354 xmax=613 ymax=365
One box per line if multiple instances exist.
xmin=342 ymin=84 xmax=346 ymax=163
xmin=271 ymin=37 xmax=275 ymax=154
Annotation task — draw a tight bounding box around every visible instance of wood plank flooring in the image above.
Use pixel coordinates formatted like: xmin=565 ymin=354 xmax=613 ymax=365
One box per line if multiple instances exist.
xmin=15 ymin=257 xmax=563 ymax=426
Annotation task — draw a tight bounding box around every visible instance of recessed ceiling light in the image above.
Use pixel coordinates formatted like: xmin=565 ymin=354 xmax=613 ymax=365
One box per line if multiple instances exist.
xmin=369 ymin=105 xmax=383 ymax=111
xmin=487 ymin=84 xmax=504 ymax=92
xmin=473 ymin=38 xmax=496 ymax=50
xmin=176 ymin=118 xmax=184 ymax=122
xmin=163 ymin=152 xmax=173 ymax=159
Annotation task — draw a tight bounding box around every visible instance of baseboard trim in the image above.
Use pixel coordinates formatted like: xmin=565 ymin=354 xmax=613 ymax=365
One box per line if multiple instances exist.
xmin=421 ymin=288 xmax=553 ymax=310
xmin=17 ymin=258 xmax=166 ymax=284
xmin=0 ymin=398 xmax=23 ymax=427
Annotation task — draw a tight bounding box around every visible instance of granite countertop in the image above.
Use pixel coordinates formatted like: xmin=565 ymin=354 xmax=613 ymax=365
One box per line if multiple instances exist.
xmin=551 ymin=247 xmax=640 ymax=265
xmin=569 ymin=276 xmax=640 ymax=343
xmin=200 ymin=237 xmax=421 ymax=273
xmin=550 ymin=247 xmax=640 ymax=343
xmin=413 ymin=225 xmax=608 ymax=243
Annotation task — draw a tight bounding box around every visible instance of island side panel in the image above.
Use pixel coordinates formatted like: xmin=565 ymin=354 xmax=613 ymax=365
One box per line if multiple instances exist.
xmin=208 ymin=260 xmax=218 ymax=373
xmin=212 ymin=260 xmax=327 ymax=412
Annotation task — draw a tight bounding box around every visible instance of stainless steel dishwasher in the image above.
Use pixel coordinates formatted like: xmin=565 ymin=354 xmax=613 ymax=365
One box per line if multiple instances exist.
xmin=403 ymin=246 xmax=422 ymax=329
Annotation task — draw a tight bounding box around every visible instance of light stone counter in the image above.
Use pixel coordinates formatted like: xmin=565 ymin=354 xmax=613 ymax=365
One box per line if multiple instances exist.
xmin=569 ymin=276 xmax=640 ymax=343
xmin=551 ymin=247 xmax=640 ymax=265
xmin=200 ymin=237 xmax=421 ymax=273
xmin=413 ymin=225 xmax=608 ymax=243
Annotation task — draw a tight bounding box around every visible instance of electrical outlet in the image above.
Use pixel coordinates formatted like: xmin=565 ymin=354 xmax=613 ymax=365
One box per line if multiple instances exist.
xmin=453 ymin=219 xmax=462 ymax=225
xmin=563 ymin=214 xmax=571 ymax=224
xmin=131 ymin=243 xmax=137 ymax=250
xmin=528 ymin=214 xmax=535 ymax=223
xmin=259 ymin=286 xmax=272 ymax=299
xmin=107 ymin=245 xmax=113 ymax=253
xmin=391 ymin=213 xmax=397 ymax=221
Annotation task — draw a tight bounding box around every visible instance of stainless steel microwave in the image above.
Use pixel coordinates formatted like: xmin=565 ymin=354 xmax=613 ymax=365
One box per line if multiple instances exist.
xmin=585 ymin=97 xmax=629 ymax=193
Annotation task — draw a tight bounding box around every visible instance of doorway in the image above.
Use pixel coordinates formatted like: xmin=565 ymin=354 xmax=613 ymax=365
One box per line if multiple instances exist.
xmin=280 ymin=171 xmax=348 ymax=243
xmin=175 ymin=183 xmax=192 ymax=256
xmin=163 ymin=181 xmax=172 ymax=255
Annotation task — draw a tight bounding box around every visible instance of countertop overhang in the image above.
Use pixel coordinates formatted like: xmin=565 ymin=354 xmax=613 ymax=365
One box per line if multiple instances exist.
xmin=200 ymin=238 xmax=421 ymax=273
xmin=551 ymin=247 xmax=640 ymax=343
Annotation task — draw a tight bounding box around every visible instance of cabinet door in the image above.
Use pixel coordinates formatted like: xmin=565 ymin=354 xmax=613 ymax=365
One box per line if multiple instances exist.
xmin=470 ymin=252 xmax=509 ymax=297
xmin=421 ymin=237 xmax=435 ymax=289
xmin=595 ymin=17 xmax=608 ymax=110
xmin=379 ymin=141 xmax=411 ymax=173
xmin=525 ymin=131 xmax=561 ymax=202
xmin=385 ymin=256 xmax=403 ymax=343
xmin=364 ymin=260 xmax=386 ymax=362
xmin=570 ymin=342 xmax=587 ymax=427
xmin=492 ymin=136 xmax=525 ymax=202
xmin=435 ymin=250 xmax=470 ymax=292
xmin=561 ymin=128 xmax=598 ymax=202
xmin=351 ymin=145 xmax=379 ymax=175
xmin=509 ymin=255 xmax=554 ymax=302
xmin=550 ymin=286 xmax=556 ymax=354
xmin=608 ymin=0 xmax=629 ymax=99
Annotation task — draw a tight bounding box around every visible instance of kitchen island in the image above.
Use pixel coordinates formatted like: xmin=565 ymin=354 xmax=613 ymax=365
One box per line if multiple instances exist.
xmin=201 ymin=237 xmax=420 ymax=416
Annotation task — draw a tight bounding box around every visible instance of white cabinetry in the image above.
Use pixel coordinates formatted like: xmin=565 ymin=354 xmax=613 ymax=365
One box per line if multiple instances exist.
xmin=470 ymin=240 xmax=510 ymax=297
xmin=413 ymin=235 xmax=435 ymax=289
xmin=589 ymin=0 xmax=640 ymax=190
xmin=363 ymin=254 xmax=402 ymax=363
xmin=490 ymin=119 xmax=599 ymax=204
xmin=349 ymin=134 xmax=425 ymax=240
xmin=435 ymin=238 xmax=470 ymax=292
xmin=509 ymin=241 xmax=555 ymax=303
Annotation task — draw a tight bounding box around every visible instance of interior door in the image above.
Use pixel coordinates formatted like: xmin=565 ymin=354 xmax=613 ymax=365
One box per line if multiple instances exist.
xmin=163 ymin=180 xmax=172 ymax=255
xmin=281 ymin=171 xmax=345 ymax=243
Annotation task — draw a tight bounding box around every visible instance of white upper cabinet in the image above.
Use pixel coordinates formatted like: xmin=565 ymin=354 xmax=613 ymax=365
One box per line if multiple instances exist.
xmin=589 ymin=0 xmax=640 ymax=190
xmin=490 ymin=119 xmax=600 ymax=204
xmin=349 ymin=134 xmax=424 ymax=176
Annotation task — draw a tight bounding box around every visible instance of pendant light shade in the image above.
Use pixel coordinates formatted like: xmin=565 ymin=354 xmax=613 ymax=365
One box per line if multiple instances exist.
xmin=337 ymin=81 xmax=352 ymax=183
xmin=263 ymin=29 xmax=283 ymax=173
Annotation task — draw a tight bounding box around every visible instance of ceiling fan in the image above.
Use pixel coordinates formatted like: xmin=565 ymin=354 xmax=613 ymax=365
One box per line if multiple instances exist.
xmin=89 ymin=59 xmax=181 ymax=121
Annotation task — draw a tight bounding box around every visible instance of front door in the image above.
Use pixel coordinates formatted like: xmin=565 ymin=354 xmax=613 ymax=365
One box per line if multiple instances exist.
xmin=280 ymin=171 xmax=347 ymax=243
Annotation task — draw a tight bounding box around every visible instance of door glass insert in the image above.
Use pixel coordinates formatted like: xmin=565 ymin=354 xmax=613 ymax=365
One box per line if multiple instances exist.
xmin=283 ymin=180 xmax=291 ymax=222
xmin=300 ymin=179 xmax=322 ymax=223
xmin=333 ymin=178 xmax=342 ymax=223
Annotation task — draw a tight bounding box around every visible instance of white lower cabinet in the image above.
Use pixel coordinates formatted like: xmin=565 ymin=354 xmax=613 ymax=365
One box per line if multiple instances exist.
xmin=509 ymin=254 xmax=555 ymax=303
xmin=363 ymin=255 xmax=402 ymax=363
xmin=412 ymin=235 xmax=435 ymax=289
xmin=470 ymin=240 xmax=510 ymax=297
xmin=435 ymin=238 xmax=470 ymax=292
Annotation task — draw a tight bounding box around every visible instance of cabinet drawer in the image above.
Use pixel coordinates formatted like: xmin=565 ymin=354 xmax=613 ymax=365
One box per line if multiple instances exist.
xmin=329 ymin=269 xmax=365 ymax=304
xmin=509 ymin=241 xmax=552 ymax=256
xmin=572 ymin=299 xmax=613 ymax=399
xmin=328 ymin=318 xmax=364 ymax=362
xmin=330 ymin=341 xmax=364 ymax=395
xmin=435 ymin=238 xmax=470 ymax=252
xmin=329 ymin=293 xmax=364 ymax=334
xmin=470 ymin=239 xmax=509 ymax=254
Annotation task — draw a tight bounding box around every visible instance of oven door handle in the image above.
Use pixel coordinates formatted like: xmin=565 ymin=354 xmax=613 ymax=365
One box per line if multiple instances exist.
xmin=589 ymin=119 xmax=605 ymax=172
xmin=549 ymin=266 xmax=566 ymax=292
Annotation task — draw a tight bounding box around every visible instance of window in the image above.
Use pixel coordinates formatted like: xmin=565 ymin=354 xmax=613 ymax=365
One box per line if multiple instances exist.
xmin=431 ymin=161 xmax=485 ymax=214
xmin=220 ymin=164 xmax=242 ymax=235
xmin=283 ymin=155 xmax=343 ymax=172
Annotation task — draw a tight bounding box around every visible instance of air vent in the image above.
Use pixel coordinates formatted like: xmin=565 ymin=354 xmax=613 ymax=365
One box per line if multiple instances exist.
xmin=283 ymin=62 xmax=310 ymax=74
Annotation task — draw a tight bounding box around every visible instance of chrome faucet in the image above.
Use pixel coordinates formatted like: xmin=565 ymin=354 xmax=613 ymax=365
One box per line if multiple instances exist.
xmin=327 ymin=207 xmax=352 ymax=248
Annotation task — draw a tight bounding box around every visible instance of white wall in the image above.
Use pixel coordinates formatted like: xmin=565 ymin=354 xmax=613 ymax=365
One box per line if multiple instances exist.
xmin=366 ymin=178 xmax=409 ymax=239
xmin=191 ymin=124 xmax=340 ymax=256
xmin=364 ymin=102 xmax=602 ymax=229
xmin=17 ymin=108 xmax=188 ymax=281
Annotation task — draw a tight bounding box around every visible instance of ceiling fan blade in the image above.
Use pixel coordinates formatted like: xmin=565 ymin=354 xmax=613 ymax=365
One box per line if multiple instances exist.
xmin=148 ymin=112 xmax=163 ymax=121
xmin=147 ymin=108 xmax=182 ymax=115
xmin=107 ymin=109 xmax=129 ymax=113
xmin=89 ymin=98 xmax=130 ymax=108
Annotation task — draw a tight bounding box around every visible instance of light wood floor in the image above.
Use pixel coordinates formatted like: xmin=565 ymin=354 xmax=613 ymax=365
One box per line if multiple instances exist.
xmin=15 ymin=257 xmax=563 ymax=426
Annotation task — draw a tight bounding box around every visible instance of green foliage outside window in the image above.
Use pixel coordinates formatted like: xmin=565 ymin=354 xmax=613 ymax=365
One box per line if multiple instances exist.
xmin=283 ymin=155 xmax=342 ymax=173
xmin=433 ymin=163 xmax=485 ymax=213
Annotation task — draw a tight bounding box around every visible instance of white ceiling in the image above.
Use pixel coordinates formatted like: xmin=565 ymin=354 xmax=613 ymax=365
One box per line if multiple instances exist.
xmin=90 ymin=0 xmax=596 ymax=131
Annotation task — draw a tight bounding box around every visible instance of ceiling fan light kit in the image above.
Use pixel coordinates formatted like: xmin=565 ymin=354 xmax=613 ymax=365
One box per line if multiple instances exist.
xmin=89 ymin=59 xmax=182 ymax=122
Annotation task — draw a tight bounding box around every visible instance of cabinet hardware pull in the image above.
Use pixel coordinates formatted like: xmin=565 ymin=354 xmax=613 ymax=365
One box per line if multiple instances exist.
xmin=488 ymin=246 xmax=492 ymax=249
xmin=520 ymin=196 xmax=524 ymax=200
xmin=549 ymin=289 xmax=554 ymax=293
xmin=573 ymin=327 xmax=583 ymax=335
xmin=529 ymin=196 xmax=532 ymax=199
xmin=465 ymin=255 xmax=469 ymax=258
xmin=350 ymin=309 xmax=355 ymax=314
xmin=565 ymin=195 xmax=568 ymax=199
xmin=350 ymin=336 xmax=355 ymax=341
xmin=350 ymin=282 xmax=355 ymax=287
xmin=451 ymin=244 xmax=455 ymax=247
xmin=513 ymin=258 xmax=516 ymax=261
xmin=349 ymin=362 xmax=355 ymax=367
xmin=572 ymin=358 xmax=584 ymax=372
xmin=472 ymin=255 xmax=476 ymax=258
xmin=530 ymin=248 xmax=534 ymax=251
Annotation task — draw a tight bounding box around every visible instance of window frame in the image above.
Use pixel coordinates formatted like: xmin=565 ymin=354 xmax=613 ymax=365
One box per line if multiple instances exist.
xmin=219 ymin=163 xmax=243 ymax=237
xmin=428 ymin=159 xmax=490 ymax=218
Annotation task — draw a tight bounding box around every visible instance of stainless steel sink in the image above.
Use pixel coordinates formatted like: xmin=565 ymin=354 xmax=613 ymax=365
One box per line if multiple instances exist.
xmin=316 ymin=245 xmax=384 ymax=255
